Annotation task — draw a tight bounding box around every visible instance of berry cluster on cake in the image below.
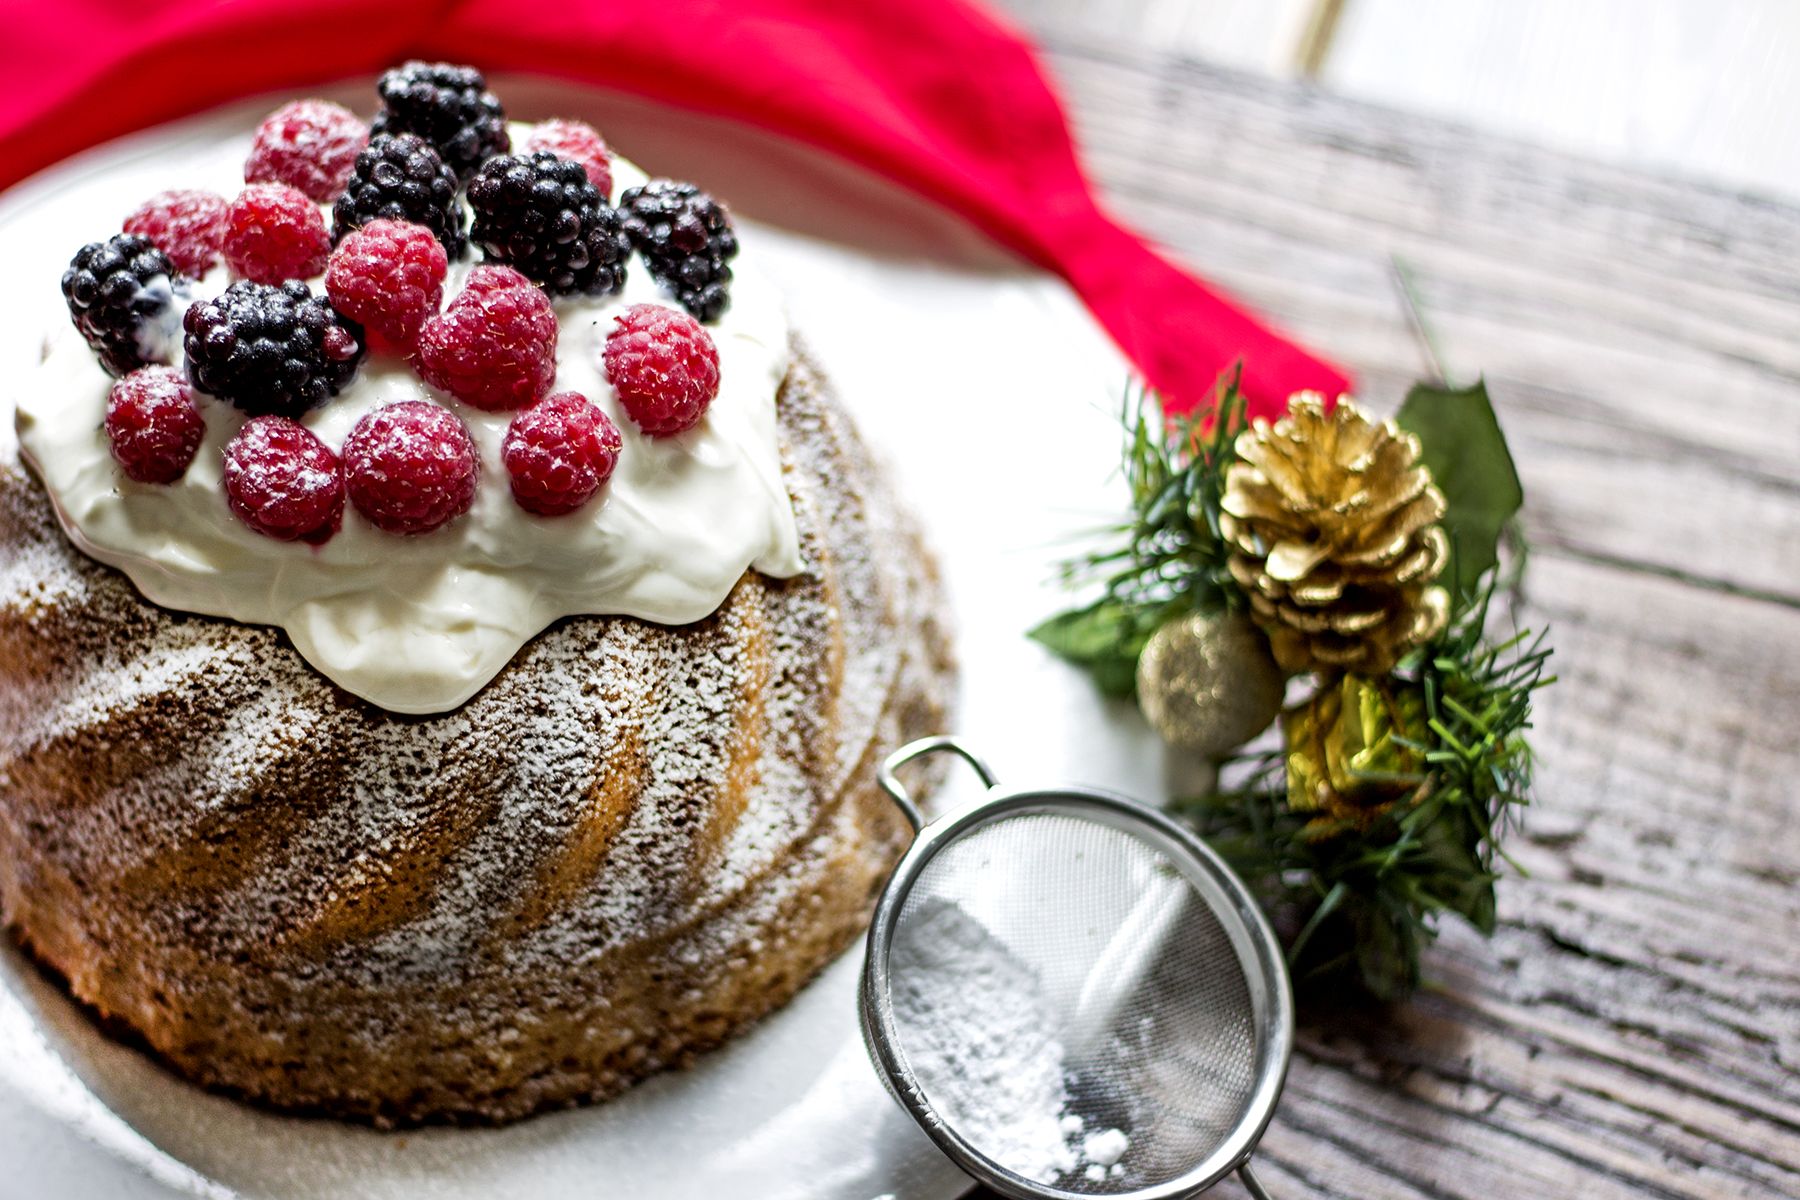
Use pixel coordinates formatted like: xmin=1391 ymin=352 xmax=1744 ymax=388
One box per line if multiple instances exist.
xmin=0 ymin=65 xmax=953 ymax=1125
xmin=71 ymin=67 xmax=736 ymax=544
xmin=29 ymin=62 xmax=815 ymax=713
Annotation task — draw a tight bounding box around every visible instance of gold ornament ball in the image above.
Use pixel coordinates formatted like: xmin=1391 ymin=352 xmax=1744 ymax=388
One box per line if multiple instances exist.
xmin=1137 ymin=612 xmax=1287 ymax=757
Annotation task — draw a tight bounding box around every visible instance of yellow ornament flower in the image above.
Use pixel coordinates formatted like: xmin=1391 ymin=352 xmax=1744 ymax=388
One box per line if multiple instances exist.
xmin=1283 ymin=674 xmax=1430 ymax=835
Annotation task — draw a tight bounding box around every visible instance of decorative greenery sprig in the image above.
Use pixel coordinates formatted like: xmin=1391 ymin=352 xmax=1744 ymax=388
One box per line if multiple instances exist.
xmin=1179 ymin=599 xmax=1551 ymax=1000
xmin=1031 ymin=372 xmax=1555 ymax=1001
xmin=1027 ymin=372 xmax=1247 ymax=695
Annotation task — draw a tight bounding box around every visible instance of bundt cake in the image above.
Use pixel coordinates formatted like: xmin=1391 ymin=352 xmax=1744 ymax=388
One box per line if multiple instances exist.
xmin=0 ymin=70 xmax=954 ymax=1126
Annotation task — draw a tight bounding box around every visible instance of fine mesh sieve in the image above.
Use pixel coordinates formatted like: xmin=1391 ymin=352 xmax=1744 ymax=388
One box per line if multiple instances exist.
xmin=862 ymin=738 xmax=1292 ymax=1200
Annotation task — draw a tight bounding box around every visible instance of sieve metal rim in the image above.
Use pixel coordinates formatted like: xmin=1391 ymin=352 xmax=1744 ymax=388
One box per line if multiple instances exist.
xmin=861 ymin=739 xmax=1295 ymax=1200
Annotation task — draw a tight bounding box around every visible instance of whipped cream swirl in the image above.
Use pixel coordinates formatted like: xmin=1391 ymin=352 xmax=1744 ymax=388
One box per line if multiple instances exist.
xmin=16 ymin=139 xmax=804 ymax=713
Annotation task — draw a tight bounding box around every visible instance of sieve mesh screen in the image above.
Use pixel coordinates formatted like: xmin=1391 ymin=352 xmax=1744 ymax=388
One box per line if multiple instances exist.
xmin=884 ymin=810 xmax=1260 ymax=1195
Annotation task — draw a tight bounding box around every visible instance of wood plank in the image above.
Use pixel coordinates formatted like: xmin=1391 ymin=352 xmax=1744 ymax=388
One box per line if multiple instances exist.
xmin=970 ymin=30 xmax=1800 ymax=1200
xmin=992 ymin=0 xmax=1321 ymax=74
xmin=1038 ymin=36 xmax=1800 ymax=602
xmin=972 ymin=547 xmax=1800 ymax=1200
xmin=1324 ymin=0 xmax=1800 ymax=202
xmin=1222 ymin=558 xmax=1799 ymax=1200
xmin=1010 ymin=0 xmax=1800 ymax=201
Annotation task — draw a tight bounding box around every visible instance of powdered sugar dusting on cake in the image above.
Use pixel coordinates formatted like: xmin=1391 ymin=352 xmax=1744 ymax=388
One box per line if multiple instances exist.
xmin=0 ymin=349 xmax=955 ymax=1100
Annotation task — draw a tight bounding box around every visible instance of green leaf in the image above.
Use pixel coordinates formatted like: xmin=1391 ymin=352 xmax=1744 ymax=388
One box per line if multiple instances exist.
xmin=1409 ymin=797 xmax=1497 ymax=930
xmin=1463 ymin=879 xmax=1498 ymax=935
xmin=1351 ymin=896 xmax=1422 ymax=1002
xmin=1027 ymin=598 xmax=1170 ymax=697
xmin=1396 ymin=379 xmax=1523 ymax=602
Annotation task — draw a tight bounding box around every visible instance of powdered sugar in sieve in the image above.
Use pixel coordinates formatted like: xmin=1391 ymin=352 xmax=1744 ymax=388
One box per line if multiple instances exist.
xmin=862 ymin=737 xmax=1292 ymax=1200
xmin=889 ymin=899 xmax=1131 ymax=1186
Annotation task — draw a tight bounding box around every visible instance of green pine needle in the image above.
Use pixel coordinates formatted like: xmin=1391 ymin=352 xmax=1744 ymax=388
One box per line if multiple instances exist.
xmin=1027 ymin=371 xmax=1248 ymax=694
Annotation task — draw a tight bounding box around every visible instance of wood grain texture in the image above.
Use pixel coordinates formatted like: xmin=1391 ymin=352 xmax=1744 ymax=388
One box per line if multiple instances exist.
xmin=993 ymin=0 xmax=1321 ymax=74
xmin=973 ymin=28 xmax=1799 ymax=1200
xmin=1325 ymin=0 xmax=1800 ymax=201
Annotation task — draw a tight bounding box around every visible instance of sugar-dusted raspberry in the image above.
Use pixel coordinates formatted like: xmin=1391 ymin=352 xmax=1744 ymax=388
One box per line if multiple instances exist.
xmin=601 ymin=303 xmax=720 ymax=437
xmin=342 ymin=401 xmax=479 ymax=535
xmin=244 ymin=99 xmax=370 ymax=202
xmin=460 ymin=263 xmax=534 ymax=299
xmin=415 ymin=266 xmax=557 ymax=411
xmin=223 ymin=183 xmax=332 ymax=284
xmin=222 ymin=415 xmax=344 ymax=543
xmin=122 ymin=189 xmax=228 ymax=279
xmin=104 ymin=366 xmax=206 ymax=484
xmin=324 ymin=219 xmax=447 ymax=349
xmin=502 ymin=391 xmax=621 ymax=516
xmin=522 ymin=119 xmax=613 ymax=198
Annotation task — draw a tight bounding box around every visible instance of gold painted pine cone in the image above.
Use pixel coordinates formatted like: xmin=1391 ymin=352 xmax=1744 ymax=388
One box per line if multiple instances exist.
xmin=1220 ymin=394 xmax=1450 ymax=675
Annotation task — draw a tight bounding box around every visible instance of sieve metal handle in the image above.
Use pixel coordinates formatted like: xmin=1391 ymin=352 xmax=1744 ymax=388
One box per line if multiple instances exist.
xmin=1238 ymin=1162 xmax=1276 ymax=1200
xmin=877 ymin=736 xmax=1000 ymax=832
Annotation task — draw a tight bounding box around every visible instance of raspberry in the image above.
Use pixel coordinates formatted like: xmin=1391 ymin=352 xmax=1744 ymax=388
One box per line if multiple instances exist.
xmin=466 ymin=151 xmax=630 ymax=297
xmin=460 ymin=263 xmax=534 ymax=300
xmin=415 ymin=267 xmax=557 ymax=411
xmin=123 ymin=189 xmax=228 ymax=278
xmin=244 ymin=99 xmax=369 ymax=203
xmin=502 ymin=392 xmax=622 ymax=516
xmin=62 ymin=234 xmax=187 ymax=378
xmin=371 ymin=62 xmax=508 ymax=183
xmin=184 ymin=280 xmax=364 ymax=417
xmin=601 ymin=303 xmax=720 ymax=438
xmin=333 ymin=134 xmax=466 ymax=259
xmin=619 ymin=180 xmax=738 ymax=322
xmin=342 ymin=401 xmax=479 ymax=535
xmin=324 ymin=219 xmax=447 ymax=349
xmin=104 ymin=367 xmax=206 ymax=484
xmin=222 ymin=415 xmax=344 ymax=543
xmin=222 ymin=183 xmax=332 ymax=284
xmin=522 ymin=119 xmax=613 ymax=198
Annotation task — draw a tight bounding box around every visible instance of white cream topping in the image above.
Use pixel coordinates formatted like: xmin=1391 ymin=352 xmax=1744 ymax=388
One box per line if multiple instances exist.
xmin=15 ymin=137 xmax=804 ymax=714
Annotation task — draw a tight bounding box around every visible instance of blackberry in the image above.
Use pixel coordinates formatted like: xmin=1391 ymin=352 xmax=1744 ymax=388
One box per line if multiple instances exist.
xmin=466 ymin=152 xmax=630 ymax=297
xmin=183 ymin=281 xmax=364 ymax=417
xmin=371 ymin=61 xmax=509 ymax=183
xmin=62 ymin=235 xmax=188 ymax=377
xmin=333 ymin=134 xmax=467 ymax=259
xmin=619 ymin=181 xmax=738 ymax=322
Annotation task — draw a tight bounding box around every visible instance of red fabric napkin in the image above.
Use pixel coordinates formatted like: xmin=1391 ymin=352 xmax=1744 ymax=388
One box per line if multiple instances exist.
xmin=0 ymin=0 xmax=1349 ymax=417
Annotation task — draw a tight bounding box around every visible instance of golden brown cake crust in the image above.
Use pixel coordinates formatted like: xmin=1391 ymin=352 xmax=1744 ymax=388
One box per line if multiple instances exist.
xmin=0 ymin=345 xmax=955 ymax=1126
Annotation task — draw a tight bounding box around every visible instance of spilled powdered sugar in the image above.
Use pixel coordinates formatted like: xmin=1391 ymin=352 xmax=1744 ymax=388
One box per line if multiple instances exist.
xmin=888 ymin=900 xmax=1130 ymax=1186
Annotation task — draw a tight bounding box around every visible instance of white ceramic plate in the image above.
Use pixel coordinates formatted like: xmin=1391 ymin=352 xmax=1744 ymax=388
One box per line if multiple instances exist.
xmin=0 ymin=78 xmax=1167 ymax=1200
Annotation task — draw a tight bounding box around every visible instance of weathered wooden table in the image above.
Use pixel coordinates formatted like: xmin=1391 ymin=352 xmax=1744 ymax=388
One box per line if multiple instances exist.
xmin=974 ymin=29 xmax=1800 ymax=1200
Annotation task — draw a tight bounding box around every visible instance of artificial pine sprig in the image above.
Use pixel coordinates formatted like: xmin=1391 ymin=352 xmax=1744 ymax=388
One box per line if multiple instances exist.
xmin=1178 ymin=593 xmax=1552 ymax=1000
xmin=1027 ymin=372 xmax=1246 ymax=694
xmin=1032 ymin=372 xmax=1553 ymax=1001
